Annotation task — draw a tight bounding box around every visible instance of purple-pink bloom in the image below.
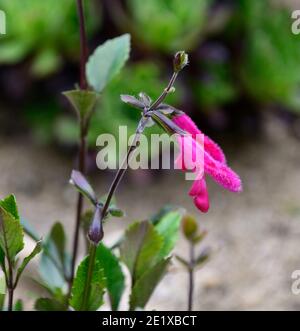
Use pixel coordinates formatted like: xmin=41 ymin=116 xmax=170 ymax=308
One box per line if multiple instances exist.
xmin=173 ymin=113 xmax=242 ymax=213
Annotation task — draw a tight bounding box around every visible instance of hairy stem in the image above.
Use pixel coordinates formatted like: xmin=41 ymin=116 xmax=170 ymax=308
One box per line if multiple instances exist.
xmin=188 ymin=242 xmax=195 ymax=311
xmin=69 ymin=0 xmax=89 ymax=296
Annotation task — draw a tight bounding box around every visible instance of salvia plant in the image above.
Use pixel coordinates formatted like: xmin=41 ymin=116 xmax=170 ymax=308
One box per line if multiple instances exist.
xmin=0 ymin=1 xmax=242 ymax=311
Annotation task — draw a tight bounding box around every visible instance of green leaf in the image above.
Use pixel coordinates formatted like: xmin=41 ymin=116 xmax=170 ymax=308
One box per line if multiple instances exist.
xmin=0 ymin=277 xmax=5 ymax=311
xmin=39 ymin=222 xmax=67 ymax=290
xmin=175 ymin=255 xmax=189 ymax=269
xmin=63 ymin=90 xmax=99 ymax=119
xmin=20 ymin=218 xmax=40 ymax=242
xmin=129 ymin=257 xmax=171 ymax=310
xmin=120 ymin=221 xmax=163 ymax=282
xmin=15 ymin=240 xmax=42 ymax=286
xmin=0 ymin=195 xmax=24 ymax=261
xmin=86 ymin=34 xmax=130 ymax=92
xmin=34 ymin=298 xmax=67 ymax=311
xmin=96 ymin=244 xmax=125 ymax=311
xmin=13 ymin=299 xmax=23 ymax=311
xmin=0 ymin=246 xmax=5 ymax=269
xmin=70 ymin=256 xmax=105 ymax=311
xmin=108 ymin=207 xmax=125 ymax=218
xmin=155 ymin=211 xmax=181 ymax=259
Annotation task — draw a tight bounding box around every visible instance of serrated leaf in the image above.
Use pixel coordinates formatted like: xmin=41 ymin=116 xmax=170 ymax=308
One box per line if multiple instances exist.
xmin=39 ymin=222 xmax=67 ymax=290
xmin=15 ymin=240 xmax=42 ymax=286
xmin=63 ymin=90 xmax=99 ymax=119
xmin=120 ymin=221 xmax=163 ymax=282
xmin=34 ymin=298 xmax=67 ymax=311
xmin=96 ymin=244 xmax=125 ymax=311
xmin=70 ymin=170 xmax=97 ymax=205
xmin=70 ymin=255 xmax=105 ymax=311
xmin=86 ymin=34 xmax=130 ymax=92
xmin=155 ymin=211 xmax=181 ymax=259
xmin=150 ymin=205 xmax=177 ymax=225
xmin=0 ymin=195 xmax=24 ymax=261
xmin=129 ymin=257 xmax=171 ymax=310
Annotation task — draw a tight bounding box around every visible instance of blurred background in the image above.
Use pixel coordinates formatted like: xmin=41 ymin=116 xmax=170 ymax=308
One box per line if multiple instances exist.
xmin=1 ymin=0 xmax=300 ymax=310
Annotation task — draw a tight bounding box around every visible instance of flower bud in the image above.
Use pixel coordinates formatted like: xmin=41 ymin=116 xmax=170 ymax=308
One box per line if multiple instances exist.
xmin=88 ymin=206 xmax=104 ymax=245
xmin=182 ymin=214 xmax=198 ymax=240
xmin=173 ymin=51 xmax=189 ymax=72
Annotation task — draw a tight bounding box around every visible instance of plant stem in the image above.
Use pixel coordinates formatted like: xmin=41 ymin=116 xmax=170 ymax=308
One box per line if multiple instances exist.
xmin=77 ymin=0 xmax=88 ymax=90
xmin=79 ymin=70 xmax=180 ymax=308
xmin=188 ymin=242 xmax=195 ymax=311
xmin=149 ymin=72 xmax=178 ymax=110
xmin=8 ymin=288 xmax=13 ymax=311
xmin=80 ymin=243 xmax=96 ymax=311
xmin=68 ymin=0 xmax=89 ymax=296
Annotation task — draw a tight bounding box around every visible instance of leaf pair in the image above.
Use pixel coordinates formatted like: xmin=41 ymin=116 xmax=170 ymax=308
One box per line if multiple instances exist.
xmin=121 ymin=93 xmax=185 ymax=135
xmin=120 ymin=211 xmax=182 ymax=310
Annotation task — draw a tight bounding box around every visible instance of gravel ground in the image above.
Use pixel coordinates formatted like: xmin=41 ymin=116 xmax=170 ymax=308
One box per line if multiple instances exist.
xmin=1 ymin=112 xmax=300 ymax=310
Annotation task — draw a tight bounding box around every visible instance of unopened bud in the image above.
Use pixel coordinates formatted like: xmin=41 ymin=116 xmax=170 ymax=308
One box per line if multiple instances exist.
xmin=182 ymin=214 xmax=198 ymax=240
xmin=173 ymin=51 xmax=189 ymax=72
xmin=88 ymin=206 xmax=104 ymax=245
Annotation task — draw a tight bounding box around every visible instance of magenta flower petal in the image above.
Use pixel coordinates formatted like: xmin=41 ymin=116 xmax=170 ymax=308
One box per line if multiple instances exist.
xmin=172 ymin=113 xmax=242 ymax=213
xmin=173 ymin=114 xmax=226 ymax=163
xmin=204 ymin=152 xmax=242 ymax=192
xmin=190 ymin=178 xmax=209 ymax=213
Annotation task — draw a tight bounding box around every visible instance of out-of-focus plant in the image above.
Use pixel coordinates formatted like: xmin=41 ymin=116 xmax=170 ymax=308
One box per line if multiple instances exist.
xmin=0 ymin=194 xmax=42 ymax=311
xmin=193 ymin=44 xmax=237 ymax=112
xmin=0 ymin=0 xmax=99 ymax=77
xmin=176 ymin=215 xmax=210 ymax=311
xmin=112 ymin=0 xmax=211 ymax=53
xmin=237 ymin=0 xmax=300 ymax=110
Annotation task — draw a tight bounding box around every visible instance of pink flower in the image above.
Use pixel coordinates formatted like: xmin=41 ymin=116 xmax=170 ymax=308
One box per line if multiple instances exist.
xmin=173 ymin=113 xmax=242 ymax=212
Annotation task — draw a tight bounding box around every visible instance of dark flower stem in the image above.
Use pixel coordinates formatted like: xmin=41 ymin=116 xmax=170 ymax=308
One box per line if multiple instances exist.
xmin=82 ymin=70 xmax=181 ymax=308
xmin=188 ymin=242 xmax=195 ymax=311
xmin=68 ymin=0 xmax=89 ymax=296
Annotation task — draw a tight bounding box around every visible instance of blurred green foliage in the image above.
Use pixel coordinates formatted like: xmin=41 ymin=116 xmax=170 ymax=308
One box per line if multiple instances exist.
xmin=1 ymin=0 xmax=300 ymax=146
xmin=127 ymin=0 xmax=211 ymax=52
xmin=238 ymin=0 xmax=300 ymax=110
xmin=0 ymin=0 xmax=99 ymax=77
